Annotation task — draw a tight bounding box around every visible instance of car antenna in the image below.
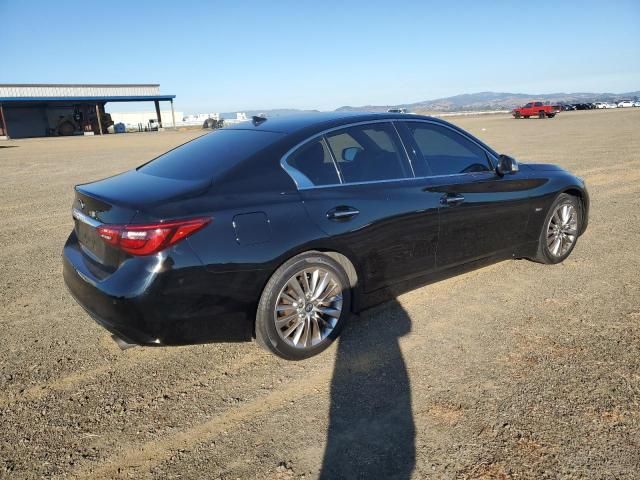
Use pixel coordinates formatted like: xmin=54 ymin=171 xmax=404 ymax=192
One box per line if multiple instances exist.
xmin=252 ymin=115 xmax=267 ymax=125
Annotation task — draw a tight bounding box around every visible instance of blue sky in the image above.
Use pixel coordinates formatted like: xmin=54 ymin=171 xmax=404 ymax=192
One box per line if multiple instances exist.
xmin=1 ymin=1 xmax=638 ymax=113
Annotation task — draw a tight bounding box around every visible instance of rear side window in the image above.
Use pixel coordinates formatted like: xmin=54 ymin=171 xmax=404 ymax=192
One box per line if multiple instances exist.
xmin=534 ymin=102 xmax=543 ymax=107
xmin=287 ymin=138 xmax=340 ymax=186
xmin=139 ymin=129 xmax=285 ymax=180
xmin=325 ymin=123 xmax=411 ymax=183
xmin=405 ymin=122 xmax=491 ymax=176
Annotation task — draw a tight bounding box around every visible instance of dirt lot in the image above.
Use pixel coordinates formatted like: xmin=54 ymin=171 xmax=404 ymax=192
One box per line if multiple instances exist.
xmin=1 ymin=109 xmax=639 ymax=479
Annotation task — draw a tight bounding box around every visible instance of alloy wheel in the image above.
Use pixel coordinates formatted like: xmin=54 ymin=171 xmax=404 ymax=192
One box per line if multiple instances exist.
xmin=274 ymin=267 xmax=343 ymax=349
xmin=546 ymin=203 xmax=578 ymax=257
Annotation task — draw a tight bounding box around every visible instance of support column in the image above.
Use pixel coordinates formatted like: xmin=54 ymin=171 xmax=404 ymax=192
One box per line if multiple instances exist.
xmin=95 ymin=104 xmax=103 ymax=135
xmin=154 ymin=100 xmax=162 ymax=128
xmin=170 ymin=99 xmax=176 ymax=129
xmin=0 ymin=103 xmax=8 ymax=139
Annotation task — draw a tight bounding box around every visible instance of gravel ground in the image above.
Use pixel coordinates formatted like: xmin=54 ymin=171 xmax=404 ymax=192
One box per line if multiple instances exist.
xmin=0 ymin=109 xmax=639 ymax=479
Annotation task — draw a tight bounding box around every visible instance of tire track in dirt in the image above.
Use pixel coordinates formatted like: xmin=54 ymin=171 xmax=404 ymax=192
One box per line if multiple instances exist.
xmin=69 ymin=265 xmax=504 ymax=478
xmin=0 ymin=346 xmax=256 ymax=408
xmin=71 ymin=332 xmax=421 ymax=478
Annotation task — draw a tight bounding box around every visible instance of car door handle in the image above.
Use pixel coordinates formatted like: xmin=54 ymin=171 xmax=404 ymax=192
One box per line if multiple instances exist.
xmin=327 ymin=206 xmax=360 ymax=221
xmin=440 ymin=193 xmax=465 ymax=206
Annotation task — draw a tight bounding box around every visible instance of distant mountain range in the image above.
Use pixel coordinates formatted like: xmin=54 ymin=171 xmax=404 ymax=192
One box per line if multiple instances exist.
xmin=336 ymin=91 xmax=640 ymax=113
xmin=214 ymin=91 xmax=639 ymax=118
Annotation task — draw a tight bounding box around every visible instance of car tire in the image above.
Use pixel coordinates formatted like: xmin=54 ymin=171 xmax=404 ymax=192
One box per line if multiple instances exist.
xmin=534 ymin=193 xmax=581 ymax=264
xmin=57 ymin=121 xmax=75 ymax=136
xmin=515 ymin=112 xmax=521 ymax=119
xmin=538 ymin=111 xmax=546 ymax=119
xmin=255 ymin=252 xmax=351 ymax=360
xmin=524 ymin=115 xmax=530 ymax=119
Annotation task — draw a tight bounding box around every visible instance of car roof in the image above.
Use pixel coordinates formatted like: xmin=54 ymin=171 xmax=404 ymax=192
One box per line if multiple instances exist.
xmin=225 ymin=111 xmax=439 ymax=134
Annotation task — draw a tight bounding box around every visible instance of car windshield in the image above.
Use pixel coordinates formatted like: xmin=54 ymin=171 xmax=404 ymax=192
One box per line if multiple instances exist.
xmin=139 ymin=129 xmax=285 ymax=180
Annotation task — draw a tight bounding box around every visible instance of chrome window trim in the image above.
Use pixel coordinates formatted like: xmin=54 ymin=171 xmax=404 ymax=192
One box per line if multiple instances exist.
xmin=72 ymin=208 xmax=102 ymax=227
xmin=280 ymin=118 xmax=499 ymax=191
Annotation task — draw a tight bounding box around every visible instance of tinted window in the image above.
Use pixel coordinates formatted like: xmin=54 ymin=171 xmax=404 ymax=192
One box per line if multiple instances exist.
xmin=524 ymin=102 xmax=533 ymax=108
xmin=139 ymin=129 xmax=285 ymax=180
xmin=287 ymin=138 xmax=340 ymax=186
xmin=534 ymin=102 xmax=543 ymax=107
xmin=326 ymin=123 xmax=411 ymax=183
xmin=405 ymin=122 xmax=491 ymax=176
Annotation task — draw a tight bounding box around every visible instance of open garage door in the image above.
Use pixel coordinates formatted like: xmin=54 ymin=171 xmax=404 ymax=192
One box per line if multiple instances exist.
xmin=4 ymin=107 xmax=49 ymax=139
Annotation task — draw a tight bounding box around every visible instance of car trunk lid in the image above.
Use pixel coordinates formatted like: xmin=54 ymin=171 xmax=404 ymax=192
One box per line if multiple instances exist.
xmin=72 ymin=170 xmax=210 ymax=269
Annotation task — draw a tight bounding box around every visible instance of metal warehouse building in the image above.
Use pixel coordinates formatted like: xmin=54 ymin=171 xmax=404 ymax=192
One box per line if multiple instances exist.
xmin=0 ymin=84 xmax=176 ymax=139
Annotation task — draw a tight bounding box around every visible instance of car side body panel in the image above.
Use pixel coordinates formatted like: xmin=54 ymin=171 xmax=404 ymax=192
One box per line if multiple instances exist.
xmin=298 ymin=179 xmax=441 ymax=293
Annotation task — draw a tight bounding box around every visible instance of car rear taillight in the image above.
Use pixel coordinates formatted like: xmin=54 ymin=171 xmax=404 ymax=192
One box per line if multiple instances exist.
xmin=97 ymin=217 xmax=211 ymax=256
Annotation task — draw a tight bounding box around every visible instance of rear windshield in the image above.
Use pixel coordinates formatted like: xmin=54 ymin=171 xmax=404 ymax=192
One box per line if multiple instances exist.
xmin=139 ymin=129 xmax=285 ymax=180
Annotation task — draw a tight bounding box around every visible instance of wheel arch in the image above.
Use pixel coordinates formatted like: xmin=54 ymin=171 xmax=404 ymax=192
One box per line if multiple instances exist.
xmin=288 ymin=248 xmax=361 ymax=308
xmin=562 ymin=187 xmax=588 ymax=235
xmin=252 ymin=248 xmax=361 ymax=338
xmin=314 ymin=250 xmax=359 ymax=293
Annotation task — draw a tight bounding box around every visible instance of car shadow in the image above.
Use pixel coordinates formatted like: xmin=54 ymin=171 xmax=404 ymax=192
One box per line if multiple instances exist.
xmin=319 ymin=298 xmax=415 ymax=479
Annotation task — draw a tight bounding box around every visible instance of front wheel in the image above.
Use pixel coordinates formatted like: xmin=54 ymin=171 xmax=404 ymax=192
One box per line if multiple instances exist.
xmin=538 ymin=110 xmax=546 ymax=119
xmin=535 ymin=193 xmax=581 ymax=264
xmin=255 ymin=252 xmax=351 ymax=360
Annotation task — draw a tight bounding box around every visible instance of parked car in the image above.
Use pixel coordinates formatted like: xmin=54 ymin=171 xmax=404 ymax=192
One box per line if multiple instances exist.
xmin=593 ymin=102 xmax=606 ymax=109
xmin=512 ymin=101 xmax=560 ymax=118
xmin=605 ymin=103 xmax=618 ymax=109
xmin=617 ymin=100 xmax=634 ymax=108
xmin=560 ymin=104 xmax=576 ymax=111
xmin=634 ymin=101 xmax=640 ymax=107
xmin=387 ymin=108 xmax=408 ymax=114
xmin=63 ymin=112 xmax=589 ymax=360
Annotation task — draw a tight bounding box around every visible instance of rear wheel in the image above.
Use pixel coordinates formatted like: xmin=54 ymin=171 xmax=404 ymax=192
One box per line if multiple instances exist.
xmin=255 ymin=252 xmax=351 ymax=360
xmin=535 ymin=193 xmax=581 ymax=264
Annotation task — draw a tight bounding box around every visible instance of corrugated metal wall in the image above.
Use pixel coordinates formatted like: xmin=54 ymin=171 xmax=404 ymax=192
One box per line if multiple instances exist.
xmin=0 ymin=84 xmax=160 ymax=97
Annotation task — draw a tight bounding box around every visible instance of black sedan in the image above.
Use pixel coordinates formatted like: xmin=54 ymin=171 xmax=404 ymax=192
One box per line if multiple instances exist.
xmin=63 ymin=112 xmax=589 ymax=360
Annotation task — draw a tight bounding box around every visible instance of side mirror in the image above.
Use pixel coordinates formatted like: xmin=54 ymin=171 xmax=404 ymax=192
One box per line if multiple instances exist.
xmin=342 ymin=147 xmax=363 ymax=162
xmin=496 ymin=154 xmax=519 ymax=176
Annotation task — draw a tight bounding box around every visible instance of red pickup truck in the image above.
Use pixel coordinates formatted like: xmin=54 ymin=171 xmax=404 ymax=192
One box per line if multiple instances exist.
xmin=512 ymin=101 xmax=560 ymax=119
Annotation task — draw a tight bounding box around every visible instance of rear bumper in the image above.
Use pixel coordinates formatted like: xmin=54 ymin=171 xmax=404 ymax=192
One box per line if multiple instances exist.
xmin=63 ymin=232 xmax=261 ymax=345
xmin=63 ymin=257 xmax=153 ymax=345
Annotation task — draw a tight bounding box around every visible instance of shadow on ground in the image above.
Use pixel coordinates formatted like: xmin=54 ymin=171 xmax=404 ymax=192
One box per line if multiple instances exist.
xmin=320 ymin=299 xmax=415 ymax=479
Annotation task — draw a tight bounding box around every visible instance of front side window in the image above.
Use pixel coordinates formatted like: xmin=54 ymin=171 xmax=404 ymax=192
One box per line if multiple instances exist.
xmin=524 ymin=102 xmax=533 ymax=108
xmin=325 ymin=123 xmax=411 ymax=183
xmin=405 ymin=122 xmax=491 ymax=176
xmin=534 ymin=102 xmax=543 ymax=107
xmin=287 ymin=138 xmax=340 ymax=187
